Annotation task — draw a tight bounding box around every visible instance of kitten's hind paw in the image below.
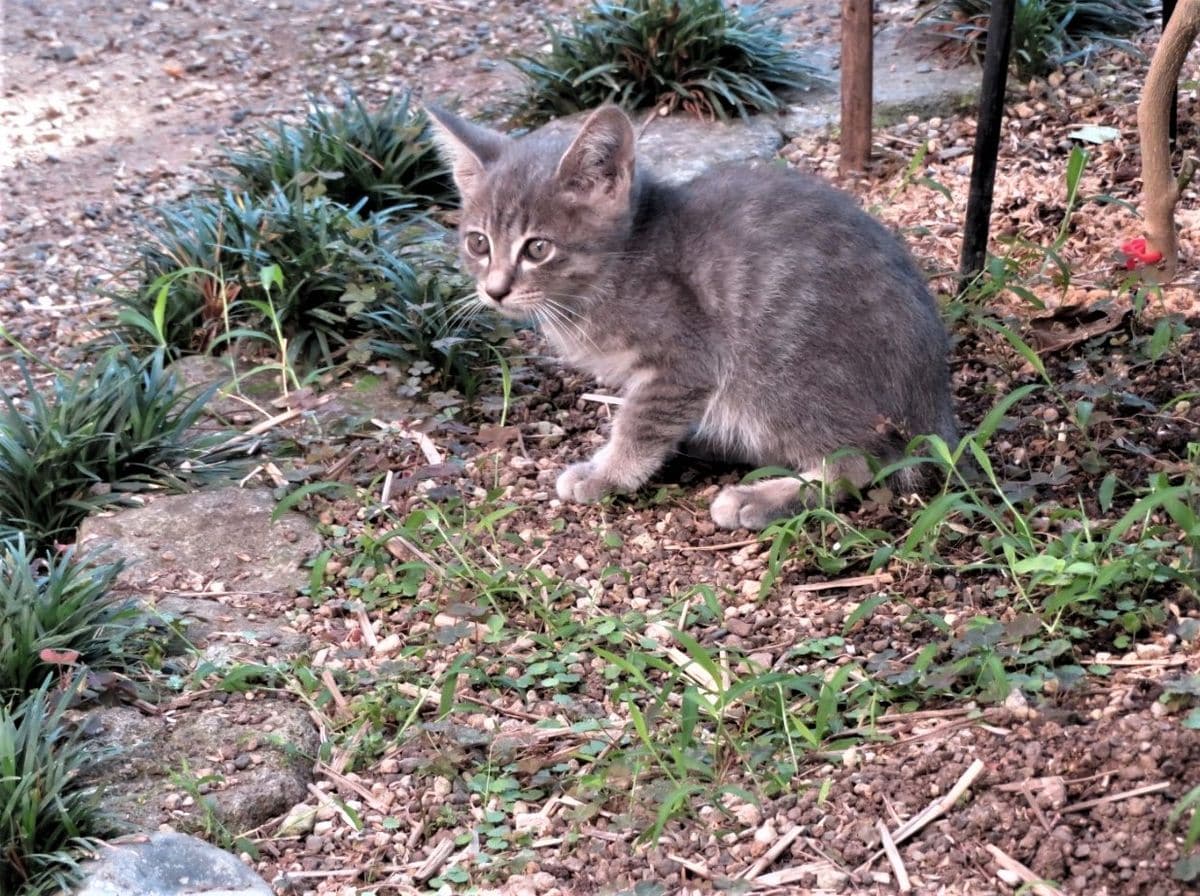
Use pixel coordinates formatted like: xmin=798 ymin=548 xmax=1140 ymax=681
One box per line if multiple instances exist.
xmin=710 ymin=479 xmax=809 ymax=530
xmin=556 ymin=461 xmax=610 ymax=504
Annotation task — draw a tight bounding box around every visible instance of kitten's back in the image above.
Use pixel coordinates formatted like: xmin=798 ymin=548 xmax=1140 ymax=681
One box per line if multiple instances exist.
xmin=631 ymin=163 xmax=956 ymax=468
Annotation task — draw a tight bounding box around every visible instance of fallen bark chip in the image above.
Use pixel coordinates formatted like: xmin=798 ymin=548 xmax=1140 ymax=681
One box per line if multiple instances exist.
xmin=1028 ymin=300 xmax=1132 ymax=355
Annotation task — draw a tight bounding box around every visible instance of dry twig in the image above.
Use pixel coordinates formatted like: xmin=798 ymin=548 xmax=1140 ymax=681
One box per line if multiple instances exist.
xmin=315 ymin=760 xmax=388 ymax=813
xmin=668 ymin=853 xmax=713 ymax=878
xmin=791 ymin=572 xmax=895 ymax=592
xmin=752 ymin=860 xmax=841 ymax=887
xmin=985 ymin=844 xmax=1064 ymax=896
xmin=411 ymin=838 xmax=454 ymax=883
xmin=666 ymin=537 xmax=761 ymax=553
xmin=740 ymin=824 xmax=804 ymax=880
xmin=579 ymin=391 xmax=624 ymax=406
xmin=1061 ymin=780 xmax=1170 ymax=814
xmin=858 ymin=758 xmax=986 ymax=872
xmin=372 ymin=419 xmax=443 ymax=464
xmin=208 ymin=397 xmax=333 ymax=453
xmin=877 ymin=820 xmax=911 ymax=892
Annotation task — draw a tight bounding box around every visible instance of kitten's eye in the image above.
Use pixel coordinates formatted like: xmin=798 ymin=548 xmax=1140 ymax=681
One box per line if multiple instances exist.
xmin=523 ymin=238 xmax=553 ymax=262
xmin=465 ymin=232 xmax=490 ymax=257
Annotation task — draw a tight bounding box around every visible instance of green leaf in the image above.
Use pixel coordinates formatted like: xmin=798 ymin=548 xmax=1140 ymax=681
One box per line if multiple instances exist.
xmin=977 ymin=317 xmax=1048 ymax=384
xmin=1067 ymin=125 xmax=1120 ymax=145
xmin=843 ymin=593 xmax=890 ymax=634
xmin=1097 ymin=473 xmax=1117 ymax=513
xmin=438 ymin=653 xmax=472 ymax=718
xmin=152 ymin=281 xmax=170 ymax=344
xmin=974 ymin=383 xmax=1042 ymax=445
xmin=1148 ymin=317 xmax=1176 ymax=360
xmin=259 ymin=263 xmax=284 ymax=292
xmin=271 ymin=481 xmax=350 ymax=522
xmin=1173 ymin=854 xmax=1200 ymax=882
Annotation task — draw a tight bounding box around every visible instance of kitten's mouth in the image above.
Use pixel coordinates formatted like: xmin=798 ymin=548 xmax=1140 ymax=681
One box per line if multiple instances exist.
xmin=477 ymin=291 xmax=539 ymax=320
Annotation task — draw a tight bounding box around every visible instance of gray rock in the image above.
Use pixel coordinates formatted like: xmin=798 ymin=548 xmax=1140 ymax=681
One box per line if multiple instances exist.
xmin=77 ymin=486 xmax=317 ymax=662
xmin=777 ymin=25 xmax=980 ymax=139
xmin=82 ymin=699 xmax=318 ymax=834
xmin=537 ymin=111 xmax=785 ymax=185
xmin=155 ymin=591 xmax=311 ymax=658
xmin=168 ymin=354 xmax=428 ymax=436
xmin=167 ymin=355 xmax=273 ymax=425
xmin=76 ymin=831 xmax=272 ymax=896
xmin=635 ymin=113 xmax=785 ymax=184
xmin=815 ymin=866 xmax=850 ymax=892
xmin=78 ymin=486 xmax=320 ymax=599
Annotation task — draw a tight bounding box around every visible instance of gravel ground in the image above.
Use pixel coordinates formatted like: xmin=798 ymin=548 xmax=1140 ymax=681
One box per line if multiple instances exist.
xmin=3 ymin=1 xmax=1200 ymax=895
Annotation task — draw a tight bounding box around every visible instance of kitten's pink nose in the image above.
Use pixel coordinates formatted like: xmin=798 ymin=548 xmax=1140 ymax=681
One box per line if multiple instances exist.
xmin=484 ymin=270 xmax=513 ymax=302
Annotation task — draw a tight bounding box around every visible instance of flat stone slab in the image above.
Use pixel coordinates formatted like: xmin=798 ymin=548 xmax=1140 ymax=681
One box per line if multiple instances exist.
xmin=76 ymin=831 xmax=272 ymax=896
xmin=77 ymin=486 xmax=319 ymax=660
xmin=538 ymin=111 xmax=785 ymax=185
xmin=78 ymin=485 xmax=320 ymax=598
xmin=636 ymin=113 xmax=786 ymax=184
xmin=777 ymin=24 xmax=980 ymax=138
xmin=82 ymin=698 xmax=318 ymax=835
xmin=170 ymin=354 xmax=432 ymax=436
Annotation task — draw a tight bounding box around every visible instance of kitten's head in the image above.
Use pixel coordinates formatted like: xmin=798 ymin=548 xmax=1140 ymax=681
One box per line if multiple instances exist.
xmin=425 ymin=104 xmax=637 ymax=323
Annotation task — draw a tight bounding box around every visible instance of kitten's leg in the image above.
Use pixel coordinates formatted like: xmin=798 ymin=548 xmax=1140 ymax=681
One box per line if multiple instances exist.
xmin=710 ymin=456 xmax=871 ymax=530
xmin=557 ymin=378 xmax=706 ymax=504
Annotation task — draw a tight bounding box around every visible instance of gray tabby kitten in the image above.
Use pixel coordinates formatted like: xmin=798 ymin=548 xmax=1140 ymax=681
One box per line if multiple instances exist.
xmin=426 ymin=104 xmax=956 ymax=529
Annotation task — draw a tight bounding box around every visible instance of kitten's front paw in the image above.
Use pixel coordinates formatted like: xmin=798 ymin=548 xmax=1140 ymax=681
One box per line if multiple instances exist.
xmin=710 ymin=486 xmax=766 ymax=530
xmin=556 ymin=461 xmax=611 ymax=504
xmin=711 ymin=480 xmax=806 ymax=530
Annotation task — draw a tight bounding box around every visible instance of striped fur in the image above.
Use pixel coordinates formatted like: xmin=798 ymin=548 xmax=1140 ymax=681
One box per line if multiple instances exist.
xmin=426 ymin=104 xmax=957 ymax=529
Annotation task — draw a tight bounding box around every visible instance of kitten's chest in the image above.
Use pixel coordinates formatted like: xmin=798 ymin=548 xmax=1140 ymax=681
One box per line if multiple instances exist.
xmin=546 ymin=329 xmax=641 ymax=390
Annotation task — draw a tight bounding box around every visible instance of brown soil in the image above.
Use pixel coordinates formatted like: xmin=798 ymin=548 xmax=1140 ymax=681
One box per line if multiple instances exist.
xmin=3 ymin=1 xmax=1199 ymax=895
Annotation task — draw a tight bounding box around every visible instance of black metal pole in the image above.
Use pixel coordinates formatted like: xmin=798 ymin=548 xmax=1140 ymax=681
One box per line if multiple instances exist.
xmin=959 ymin=0 xmax=1016 ymax=288
xmin=1164 ymin=0 xmax=1178 ymax=148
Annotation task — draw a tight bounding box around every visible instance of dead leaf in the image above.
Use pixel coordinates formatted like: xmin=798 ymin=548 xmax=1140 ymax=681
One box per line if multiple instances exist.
xmin=39 ymin=648 xmax=80 ymax=665
xmin=1028 ymin=300 xmax=1131 ymax=355
xmin=414 ymin=462 xmax=465 ymax=480
xmin=474 ymin=425 xmax=521 ymax=447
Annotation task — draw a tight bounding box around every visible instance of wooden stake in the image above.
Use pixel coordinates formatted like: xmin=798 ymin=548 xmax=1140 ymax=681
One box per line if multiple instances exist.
xmin=959 ymin=0 xmax=1015 ymax=286
xmin=839 ymin=0 xmax=874 ymax=174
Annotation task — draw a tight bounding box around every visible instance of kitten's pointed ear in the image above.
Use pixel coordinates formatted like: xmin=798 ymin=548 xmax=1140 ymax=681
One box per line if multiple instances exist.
xmin=555 ymin=106 xmax=635 ymax=205
xmin=424 ymin=103 xmax=508 ymax=199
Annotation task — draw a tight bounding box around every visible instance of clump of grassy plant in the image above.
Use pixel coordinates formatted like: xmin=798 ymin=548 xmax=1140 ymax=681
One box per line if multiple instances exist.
xmin=0 ymin=680 xmax=115 ymax=896
xmin=224 ymin=90 xmax=455 ymax=214
xmin=361 ymin=244 xmax=500 ymax=398
xmin=916 ymin=0 xmax=1156 ymax=77
xmin=114 ymin=86 xmax=501 ymax=399
xmin=510 ymin=0 xmax=825 ymax=124
xmin=0 ymin=537 xmax=146 ymax=702
xmin=1172 ymin=785 xmax=1200 ymax=881
xmin=0 ymin=348 xmax=228 ymax=549
xmin=118 ymin=189 xmax=408 ymax=358
xmin=759 ymin=371 xmax=1200 ymax=702
xmin=114 ymin=188 xmax=486 ymax=382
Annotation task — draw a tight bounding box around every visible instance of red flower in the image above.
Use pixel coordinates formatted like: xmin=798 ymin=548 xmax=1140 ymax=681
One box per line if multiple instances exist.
xmin=1121 ymin=237 xmax=1164 ymax=270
